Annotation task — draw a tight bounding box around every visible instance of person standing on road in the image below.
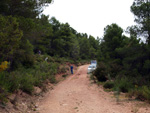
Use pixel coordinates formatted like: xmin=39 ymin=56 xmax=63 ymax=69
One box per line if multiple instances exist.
xmin=70 ymin=65 xmax=73 ymax=74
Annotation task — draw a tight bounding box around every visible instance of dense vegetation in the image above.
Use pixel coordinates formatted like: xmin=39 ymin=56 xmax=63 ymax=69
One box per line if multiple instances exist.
xmin=0 ymin=0 xmax=99 ymax=103
xmin=94 ymin=0 xmax=150 ymax=102
xmin=0 ymin=0 xmax=150 ymax=104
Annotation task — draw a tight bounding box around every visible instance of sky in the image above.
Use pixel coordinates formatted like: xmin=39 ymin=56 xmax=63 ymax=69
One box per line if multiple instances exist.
xmin=43 ymin=0 xmax=135 ymax=38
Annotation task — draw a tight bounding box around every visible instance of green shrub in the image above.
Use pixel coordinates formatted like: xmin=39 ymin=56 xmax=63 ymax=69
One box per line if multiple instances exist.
xmin=114 ymin=77 xmax=133 ymax=93
xmin=0 ymin=87 xmax=8 ymax=103
xmin=109 ymin=61 xmax=122 ymax=78
xmin=35 ymin=55 xmax=44 ymax=62
xmin=49 ymin=63 xmax=58 ymax=75
xmin=53 ymin=56 xmax=65 ymax=63
xmin=103 ymin=81 xmax=114 ymax=89
xmin=35 ymin=54 xmax=55 ymax=63
xmin=20 ymin=73 xmax=34 ymax=94
xmin=134 ymin=86 xmax=150 ymax=101
xmin=0 ymin=71 xmax=20 ymax=92
xmin=0 ymin=59 xmax=59 ymax=96
xmin=7 ymin=72 xmax=21 ymax=92
xmin=93 ymin=62 xmax=107 ymax=82
xmin=49 ymin=75 xmax=56 ymax=83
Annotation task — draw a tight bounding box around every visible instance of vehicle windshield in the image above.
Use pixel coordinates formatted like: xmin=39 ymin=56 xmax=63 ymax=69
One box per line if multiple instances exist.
xmin=88 ymin=66 xmax=93 ymax=68
xmin=91 ymin=60 xmax=97 ymax=64
xmin=89 ymin=65 xmax=95 ymax=68
xmin=92 ymin=66 xmax=96 ymax=68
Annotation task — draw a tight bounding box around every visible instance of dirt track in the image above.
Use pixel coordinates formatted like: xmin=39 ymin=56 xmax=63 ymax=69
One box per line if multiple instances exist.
xmin=37 ymin=64 xmax=150 ymax=113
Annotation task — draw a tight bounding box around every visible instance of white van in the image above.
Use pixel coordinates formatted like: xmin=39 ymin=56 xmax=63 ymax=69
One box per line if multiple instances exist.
xmin=88 ymin=65 xmax=96 ymax=73
xmin=88 ymin=60 xmax=97 ymax=73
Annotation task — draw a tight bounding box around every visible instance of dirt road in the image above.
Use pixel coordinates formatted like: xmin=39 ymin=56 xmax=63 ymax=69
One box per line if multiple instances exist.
xmin=37 ymin=65 xmax=150 ymax=113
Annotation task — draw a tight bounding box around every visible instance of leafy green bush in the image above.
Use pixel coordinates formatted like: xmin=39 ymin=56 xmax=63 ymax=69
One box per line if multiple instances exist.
xmin=32 ymin=61 xmax=58 ymax=85
xmin=53 ymin=56 xmax=65 ymax=63
xmin=0 ymin=59 xmax=59 ymax=96
xmin=103 ymin=81 xmax=114 ymax=89
xmin=49 ymin=75 xmax=56 ymax=83
xmin=0 ymin=87 xmax=8 ymax=103
xmin=109 ymin=60 xmax=122 ymax=78
xmin=35 ymin=54 xmax=55 ymax=63
xmin=134 ymin=86 xmax=150 ymax=101
xmin=19 ymin=73 xmax=34 ymax=94
xmin=0 ymin=71 xmax=20 ymax=92
xmin=114 ymin=77 xmax=133 ymax=93
xmin=93 ymin=62 xmax=107 ymax=82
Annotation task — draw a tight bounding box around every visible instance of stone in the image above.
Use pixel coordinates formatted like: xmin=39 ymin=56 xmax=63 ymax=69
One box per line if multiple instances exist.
xmin=34 ymin=87 xmax=42 ymax=95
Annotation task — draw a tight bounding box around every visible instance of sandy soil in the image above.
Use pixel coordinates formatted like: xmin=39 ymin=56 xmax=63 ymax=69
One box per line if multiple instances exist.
xmin=36 ymin=64 xmax=150 ymax=113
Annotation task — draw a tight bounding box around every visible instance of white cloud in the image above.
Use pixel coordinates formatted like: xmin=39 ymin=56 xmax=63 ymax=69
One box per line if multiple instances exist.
xmin=43 ymin=0 xmax=135 ymax=38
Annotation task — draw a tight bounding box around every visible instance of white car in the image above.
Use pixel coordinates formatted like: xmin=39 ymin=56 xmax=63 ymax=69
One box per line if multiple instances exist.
xmin=87 ymin=65 xmax=96 ymax=73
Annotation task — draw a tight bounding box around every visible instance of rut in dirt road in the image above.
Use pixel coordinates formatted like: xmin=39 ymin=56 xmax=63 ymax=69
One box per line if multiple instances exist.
xmin=37 ymin=65 xmax=150 ymax=113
